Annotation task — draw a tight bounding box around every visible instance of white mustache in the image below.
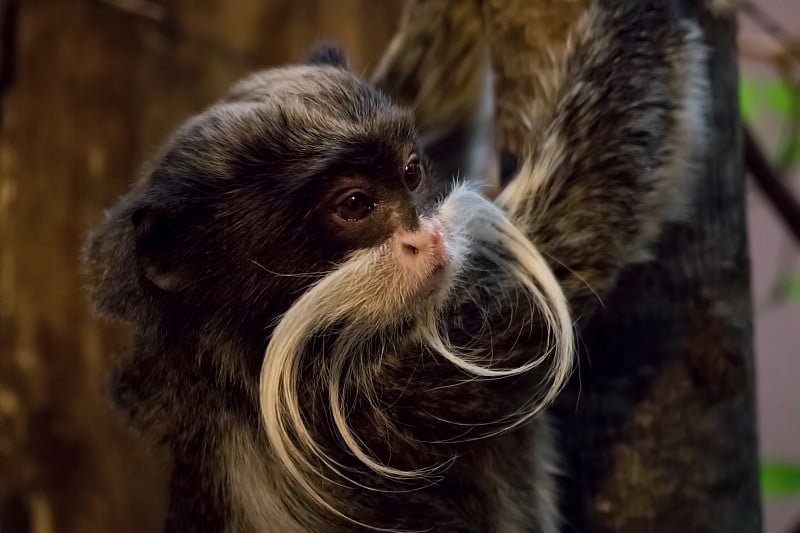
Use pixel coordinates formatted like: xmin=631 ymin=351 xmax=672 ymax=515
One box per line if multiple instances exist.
xmin=258 ymin=181 xmax=575 ymax=525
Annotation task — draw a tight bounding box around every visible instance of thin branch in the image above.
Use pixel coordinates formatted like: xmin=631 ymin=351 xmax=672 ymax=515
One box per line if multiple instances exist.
xmin=739 ymin=37 xmax=800 ymax=71
xmin=745 ymin=127 xmax=800 ymax=245
xmin=739 ymin=0 xmax=800 ymax=65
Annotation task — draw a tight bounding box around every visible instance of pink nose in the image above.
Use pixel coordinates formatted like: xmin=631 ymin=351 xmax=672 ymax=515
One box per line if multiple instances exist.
xmin=398 ymin=224 xmax=444 ymax=259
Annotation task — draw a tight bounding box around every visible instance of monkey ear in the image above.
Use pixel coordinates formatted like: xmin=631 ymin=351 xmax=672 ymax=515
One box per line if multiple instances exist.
xmin=306 ymin=41 xmax=349 ymax=69
xmin=83 ymin=199 xmax=148 ymax=321
xmin=132 ymin=204 xmax=193 ymax=292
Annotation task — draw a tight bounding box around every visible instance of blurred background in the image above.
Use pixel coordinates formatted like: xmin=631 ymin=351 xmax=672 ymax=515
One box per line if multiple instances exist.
xmin=0 ymin=1 xmax=798 ymax=532
xmin=740 ymin=2 xmax=800 ymax=532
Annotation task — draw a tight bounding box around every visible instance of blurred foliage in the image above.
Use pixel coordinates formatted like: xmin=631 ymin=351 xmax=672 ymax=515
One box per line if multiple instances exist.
xmin=741 ymin=75 xmax=761 ymax=123
xmin=781 ymin=275 xmax=800 ymax=301
xmin=741 ymin=75 xmax=799 ymax=120
xmin=761 ymin=460 xmax=800 ymax=498
xmin=740 ymin=74 xmax=800 ymax=510
xmin=740 ymin=75 xmax=800 ymax=166
xmin=740 ymin=74 xmax=800 ymax=305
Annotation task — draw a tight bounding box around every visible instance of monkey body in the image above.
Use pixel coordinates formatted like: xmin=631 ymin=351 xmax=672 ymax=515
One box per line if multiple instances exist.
xmin=85 ymin=1 xmax=708 ymax=531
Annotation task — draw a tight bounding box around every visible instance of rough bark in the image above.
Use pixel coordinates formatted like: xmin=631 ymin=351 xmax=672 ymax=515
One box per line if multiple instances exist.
xmin=0 ymin=2 xmax=400 ymax=532
xmin=541 ymin=7 xmax=763 ymax=533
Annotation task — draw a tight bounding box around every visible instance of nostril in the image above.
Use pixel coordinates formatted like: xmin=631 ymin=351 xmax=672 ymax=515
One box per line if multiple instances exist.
xmin=403 ymin=243 xmax=419 ymax=256
xmin=398 ymin=222 xmax=445 ymax=259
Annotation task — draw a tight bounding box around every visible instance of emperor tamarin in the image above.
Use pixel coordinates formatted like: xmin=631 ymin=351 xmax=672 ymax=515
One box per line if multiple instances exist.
xmin=83 ymin=0 xmax=709 ymax=531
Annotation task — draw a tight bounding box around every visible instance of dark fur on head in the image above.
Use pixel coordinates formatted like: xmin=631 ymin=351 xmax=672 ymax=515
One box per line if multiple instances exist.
xmin=306 ymin=41 xmax=350 ymax=69
xmin=84 ymin=1 xmax=709 ymax=531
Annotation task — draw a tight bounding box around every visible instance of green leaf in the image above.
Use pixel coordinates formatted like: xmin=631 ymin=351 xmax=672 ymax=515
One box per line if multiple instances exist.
xmin=777 ymin=134 xmax=800 ymax=166
xmin=740 ymin=76 xmax=761 ymax=123
xmin=762 ymin=460 xmax=800 ymax=498
xmin=781 ymin=275 xmax=800 ymax=301
xmin=765 ymin=80 xmax=800 ymax=118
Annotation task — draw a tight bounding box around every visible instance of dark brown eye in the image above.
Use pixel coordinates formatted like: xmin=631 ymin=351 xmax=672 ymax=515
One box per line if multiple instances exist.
xmin=335 ymin=192 xmax=374 ymax=221
xmin=403 ymin=154 xmax=422 ymax=191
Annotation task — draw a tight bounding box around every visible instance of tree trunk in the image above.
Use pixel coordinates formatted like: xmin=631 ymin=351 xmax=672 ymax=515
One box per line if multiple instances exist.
xmin=543 ymin=7 xmax=763 ymax=533
xmin=0 ymin=2 xmax=400 ymax=532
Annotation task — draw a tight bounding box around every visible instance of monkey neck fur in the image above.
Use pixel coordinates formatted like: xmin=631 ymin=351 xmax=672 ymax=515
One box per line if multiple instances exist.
xmin=114 ymin=317 xmax=553 ymax=533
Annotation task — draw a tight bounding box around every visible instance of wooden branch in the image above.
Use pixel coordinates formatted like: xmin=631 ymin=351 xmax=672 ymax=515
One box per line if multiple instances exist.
xmin=739 ymin=37 xmax=800 ymax=70
xmin=745 ymin=127 xmax=800 ymax=244
xmin=739 ymin=1 xmax=800 ymax=62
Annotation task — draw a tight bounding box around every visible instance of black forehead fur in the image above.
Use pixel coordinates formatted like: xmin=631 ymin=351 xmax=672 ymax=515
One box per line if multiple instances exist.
xmin=306 ymin=41 xmax=349 ymax=69
xmin=162 ymin=66 xmax=417 ymax=194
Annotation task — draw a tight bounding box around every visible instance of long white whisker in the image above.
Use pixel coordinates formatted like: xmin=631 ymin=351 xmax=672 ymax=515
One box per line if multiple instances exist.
xmin=257 ymin=182 xmax=576 ymax=528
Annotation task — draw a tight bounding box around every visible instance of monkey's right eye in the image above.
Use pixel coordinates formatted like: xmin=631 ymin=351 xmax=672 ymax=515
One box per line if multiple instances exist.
xmin=335 ymin=192 xmax=375 ymax=221
xmin=403 ymin=154 xmax=422 ymax=191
